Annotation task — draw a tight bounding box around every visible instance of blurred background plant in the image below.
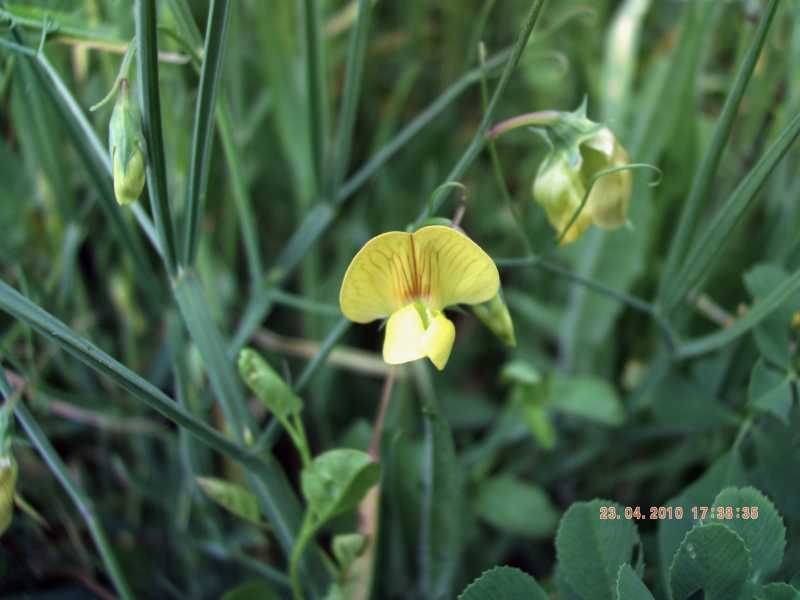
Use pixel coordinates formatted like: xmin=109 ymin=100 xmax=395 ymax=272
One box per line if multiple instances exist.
xmin=1 ymin=0 xmax=800 ymax=598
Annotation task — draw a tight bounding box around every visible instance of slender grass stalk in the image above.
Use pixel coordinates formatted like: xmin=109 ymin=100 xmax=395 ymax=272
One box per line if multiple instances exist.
xmin=162 ymin=0 xmax=263 ymax=284
xmin=659 ymin=0 xmax=780 ymax=303
xmin=135 ymin=0 xmax=179 ymax=276
xmin=303 ymin=0 xmax=330 ymax=191
xmin=1 ymin=370 xmax=134 ymax=600
xmin=293 ymin=317 xmax=351 ymax=394
xmin=182 ymin=0 xmax=231 ymax=266
xmin=328 ymin=0 xmax=372 ymax=196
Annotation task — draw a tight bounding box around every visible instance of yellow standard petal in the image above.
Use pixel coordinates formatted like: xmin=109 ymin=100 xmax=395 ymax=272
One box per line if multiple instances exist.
xmin=340 ymin=232 xmax=417 ymax=323
xmin=340 ymin=226 xmax=500 ymax=321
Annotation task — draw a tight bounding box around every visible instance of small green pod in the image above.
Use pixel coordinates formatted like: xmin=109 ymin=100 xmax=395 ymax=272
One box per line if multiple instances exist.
xmin=0 ymin=454 xmax=16 ymax=536
xmin=109 ymin=79 xmax=146 ymax=206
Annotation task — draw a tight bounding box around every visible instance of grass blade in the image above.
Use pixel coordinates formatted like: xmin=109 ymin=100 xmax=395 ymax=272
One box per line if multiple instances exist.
xmin=182 ymin=0 xmax=231 ymax=265
xmin=135 ymin=0 xmax=179 ymax=276
xmin=328 ymin=0 xmax=372 ymax=196
xmin=303 ymin=0 xmax=330 ymax=191
xmin=663 ymin=110 xmax=800 ymax=313
xmin=659 ymin=0 xmax=780 ymax=302
xmin=1 ymin=371 xmax=134 ymax=600
xmin=0 ymin=278 xmax=253 ymax=465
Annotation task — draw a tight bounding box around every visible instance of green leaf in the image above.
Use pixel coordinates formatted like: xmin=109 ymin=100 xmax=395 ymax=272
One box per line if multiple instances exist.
xmin=458 ymin=566 xmax=547 ymax=600
xmin=500 ymin=360 xmax=541 ymax=386
xmin=555 ymin=499 xmax=641 ymax=600
xmin=474 ymin=475 xmax=558 ymax=538
xmin=616 ymin=563 xmax=654 ymax=600
xmin=669 ymin=523 xmax=751 ymax=600
xmin=657 ymin=451 xmax=746 ymax=594
xmin=702 ymin=487 xmax=786 ymax=583
xmin=757 ymin=583 xmax=800 ymax=600
xmin=301 ymin=449 xmax=379 ymax=526
xmin=196 ymin=476 xmax=262 ymax=527
xmin=238 ymin=348 xmax=303 ymax=420
xmin=549 ymin=374 xmax=625 ymax=426
xmin=748 ymin=360 xmax=792 ymax=424
xmin=220 ymin=580 xmax=279 ymax=600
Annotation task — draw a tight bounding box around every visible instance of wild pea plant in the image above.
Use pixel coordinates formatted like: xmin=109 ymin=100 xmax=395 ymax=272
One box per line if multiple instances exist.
xmin=2 ymin=1 xmax=800 ymax=599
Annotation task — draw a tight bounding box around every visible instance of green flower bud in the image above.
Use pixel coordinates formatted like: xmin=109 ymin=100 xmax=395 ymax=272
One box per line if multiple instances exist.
xmin=109 ymin=79 xmax=146 ymax=206
xmin=531 ymin=108 xmax=632 ymax=244
xmin=0 ymin=453 xmax=16 ymax=536
xmin=472 ymin=290 xmax=516 ymax=347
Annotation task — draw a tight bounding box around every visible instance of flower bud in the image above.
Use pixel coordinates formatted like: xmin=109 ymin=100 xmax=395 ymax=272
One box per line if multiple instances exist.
xmin=109 ymin=79 xmax=146 ymax=206
xmin=472 ymin=290 xmax=516 ymax=347
xmin=531 ymin=108 xmax=631 ymax=244
xmin=0 ymin=454 xmax=16 ymax=536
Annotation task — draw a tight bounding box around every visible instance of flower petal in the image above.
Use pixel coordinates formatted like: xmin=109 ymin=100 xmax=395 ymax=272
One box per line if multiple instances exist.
xmin=411 ymin=226 xmax=499 ymax=310
xmin=421 ymin=312 xmax=456 ymax=370
xmin=382 ymin=303 xmax=427 ymax=365
xmin=340 ymin=232 xmax=415 ymax=323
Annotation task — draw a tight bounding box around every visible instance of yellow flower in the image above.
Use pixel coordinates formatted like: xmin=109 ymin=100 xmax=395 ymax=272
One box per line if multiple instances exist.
xmin=339 ymin=226 xmax=500 ymax=370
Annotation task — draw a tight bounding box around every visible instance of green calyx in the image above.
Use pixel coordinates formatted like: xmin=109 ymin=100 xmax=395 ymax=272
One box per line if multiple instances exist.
xmin=109 ymin=79 xmax=146 ymax=206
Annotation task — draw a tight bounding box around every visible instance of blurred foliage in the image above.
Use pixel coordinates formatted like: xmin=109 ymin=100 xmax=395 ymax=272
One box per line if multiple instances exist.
xmin=1 ymin=0 xmax=800 ymax=599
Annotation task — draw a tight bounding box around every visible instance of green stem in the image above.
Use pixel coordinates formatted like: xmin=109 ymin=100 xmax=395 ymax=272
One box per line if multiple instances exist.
xmin=496 ymin=255 xmax=677 ymax=353
xmin=135 ymin=0 xmax=179 ymax=276
xmin=290 ymin=514 xmax=318 ymax=600
xmin=486 ymin=110 xmax=561 ymax=139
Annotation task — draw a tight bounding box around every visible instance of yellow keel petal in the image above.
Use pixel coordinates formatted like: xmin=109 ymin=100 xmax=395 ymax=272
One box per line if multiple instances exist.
xmin=383 ymin=304 xmax=427 ymax=365
xmin=421 ymin=313 xmax=455 ymax=371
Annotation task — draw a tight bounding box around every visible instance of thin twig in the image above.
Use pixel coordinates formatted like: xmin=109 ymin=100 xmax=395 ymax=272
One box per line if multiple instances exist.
xmin=369 ymin=368 xmax=396 ymax=461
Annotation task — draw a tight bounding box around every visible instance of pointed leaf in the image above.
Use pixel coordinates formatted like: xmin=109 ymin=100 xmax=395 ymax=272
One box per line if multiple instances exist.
xmin=670 ymin=523 xmax=751 ymax=600
xmin=238 ymin=348 xmax=303 ymax=420
xmin=556 ymin=499 xmax=640 ymax=600
xmin=474 ymin=475 xmax=558 ymax=538
xmin=549 ymin=375 xmax=625 ymax=426
xmin=301 ymin=449 xmax=379 ymax=525
xmin=703 ymin=487 xmax=786 ymax=582
xmin=616 ymin=563 xmax=655 ymax=600
xmin=196 ymin=477 xmax=262 ymax=527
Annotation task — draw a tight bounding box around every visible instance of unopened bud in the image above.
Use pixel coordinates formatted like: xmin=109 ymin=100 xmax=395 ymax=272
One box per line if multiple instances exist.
xmin=531 ymin=107 xmax=632 ymax=244
xmin=472 ymin=291 xmax=516 ymax=347
xmin=109 ymin=79 xmax=146 ymax=206
xmin=0 ymin=454 xmax=16 ymax=536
